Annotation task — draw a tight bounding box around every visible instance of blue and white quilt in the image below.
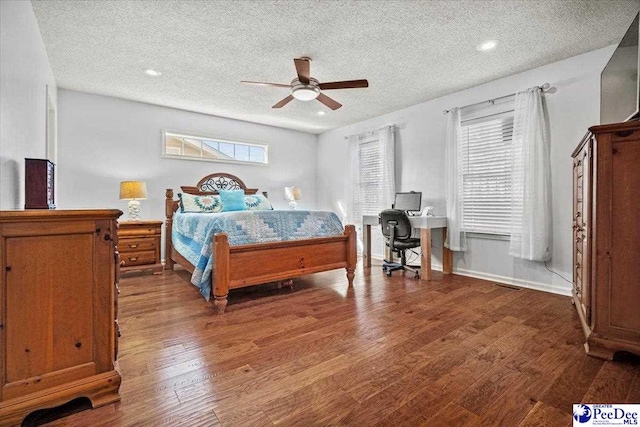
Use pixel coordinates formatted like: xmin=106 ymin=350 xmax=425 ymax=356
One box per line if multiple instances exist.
xmin=172 ymin=210 xmax=345 ymax=300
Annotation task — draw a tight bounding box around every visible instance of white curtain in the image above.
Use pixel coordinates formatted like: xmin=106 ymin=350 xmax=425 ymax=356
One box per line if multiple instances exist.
xmin=347 ymin=126 xmax=395 ymax=224
xmin=509 ymin=87 xmax=552 ymax=261
xmin=445 ymin=108 xmax=466 ymax=251
xmin=379 ymin=125 xmax=396 ymax=209
xmin=347 ymin=134 xmax=360 ymax=225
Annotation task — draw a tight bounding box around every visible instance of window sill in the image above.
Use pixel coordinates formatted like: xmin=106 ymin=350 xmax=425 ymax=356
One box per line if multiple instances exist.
xmin=161 ymin=154 xmax=268 ymax=166
xmin=465 ymin=232 xmax=510 ymax=241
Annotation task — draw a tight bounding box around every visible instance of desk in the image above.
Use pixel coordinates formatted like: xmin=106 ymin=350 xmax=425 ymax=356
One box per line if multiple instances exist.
xmin=362 ymin=215 xmax=453 ymax=281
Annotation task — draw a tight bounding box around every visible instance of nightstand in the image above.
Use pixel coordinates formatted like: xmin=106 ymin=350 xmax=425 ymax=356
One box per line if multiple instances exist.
xmin=118 ymin=220 xmax=163 ymax=274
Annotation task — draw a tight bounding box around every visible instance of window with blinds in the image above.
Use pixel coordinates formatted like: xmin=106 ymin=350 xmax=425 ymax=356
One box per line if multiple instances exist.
xmin=460 ymin=110 xmax=514 ymax=235
xmin=354 ymin=138 xmax=386 ymax=219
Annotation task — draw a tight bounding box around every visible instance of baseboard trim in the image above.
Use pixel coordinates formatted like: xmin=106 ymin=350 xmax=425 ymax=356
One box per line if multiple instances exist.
xmin=364 ymin=254 xmax=571 ymax=296
xmin=450 ymin=268 xmax=571 ymax=296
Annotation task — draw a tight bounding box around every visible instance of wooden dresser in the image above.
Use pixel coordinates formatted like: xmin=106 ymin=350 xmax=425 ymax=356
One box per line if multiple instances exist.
xmin=118 ymin=220 xmax=163 ymax=274
xmin=0 ymin=210 xmax=122 ymax=425
xmin=572 ymin=121 xmax=640 ymax=360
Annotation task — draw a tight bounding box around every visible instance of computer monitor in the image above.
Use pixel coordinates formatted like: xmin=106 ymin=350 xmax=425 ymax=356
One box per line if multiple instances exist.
xmin=394 ymin=191 xmax=422 ymax=213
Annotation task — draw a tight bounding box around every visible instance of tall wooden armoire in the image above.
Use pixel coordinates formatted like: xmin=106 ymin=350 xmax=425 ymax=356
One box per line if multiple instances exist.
xmin=572 ymin=121 xmax=640 ymax=359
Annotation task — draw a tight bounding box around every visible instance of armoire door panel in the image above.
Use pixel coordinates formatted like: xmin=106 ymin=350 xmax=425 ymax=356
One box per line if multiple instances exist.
xmin=609 ymin=140 xmax=640 ymax=331
xmin=5 ymin=234 xmax=94 ymax=383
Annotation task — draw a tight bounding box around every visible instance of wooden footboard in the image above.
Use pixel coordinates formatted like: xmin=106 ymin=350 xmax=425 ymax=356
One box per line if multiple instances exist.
xmin=212 ymin=225 xmax=356 ymax=313
xmin=165 ymin=186 xmax=357 ymax=314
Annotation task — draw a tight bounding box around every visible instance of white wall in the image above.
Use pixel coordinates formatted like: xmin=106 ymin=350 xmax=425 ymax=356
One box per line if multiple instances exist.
xmin=0 ymin=0 xmax=57 ymax=209
xmin=57 ymin=90 xmax=318 ymax=255
xmin=317 ymin=46 xmax=617 ymax=295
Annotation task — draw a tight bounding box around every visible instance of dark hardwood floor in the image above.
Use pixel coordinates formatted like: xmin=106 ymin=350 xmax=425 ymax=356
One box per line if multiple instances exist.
xmin=36 ymin=262 xmax=639 ymax=426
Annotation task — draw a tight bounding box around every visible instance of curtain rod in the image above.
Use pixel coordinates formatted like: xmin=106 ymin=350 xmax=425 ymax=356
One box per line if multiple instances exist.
xmin=343 ymin=124 xmax=397 ymax=140
xmin=442 ymin=83 xmax=553 ymax=115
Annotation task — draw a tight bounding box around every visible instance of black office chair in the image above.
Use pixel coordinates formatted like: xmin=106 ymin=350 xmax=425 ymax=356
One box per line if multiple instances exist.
xmin=380 ymin=209 xmax=421 ymax=278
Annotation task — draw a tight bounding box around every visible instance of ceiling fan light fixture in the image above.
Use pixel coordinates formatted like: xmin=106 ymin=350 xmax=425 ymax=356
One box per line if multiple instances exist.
xmin=291 ymin=78 xmax=320 ymax=101
xmin=291 ymin=86 xmax=320 ymax=101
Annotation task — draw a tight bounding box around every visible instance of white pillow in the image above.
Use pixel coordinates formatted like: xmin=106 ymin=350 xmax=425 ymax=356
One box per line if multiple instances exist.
xmin=178 ymin=193 xmax=223 ymax=213
xmin=244 ymin=194 xmax=273 ymax=210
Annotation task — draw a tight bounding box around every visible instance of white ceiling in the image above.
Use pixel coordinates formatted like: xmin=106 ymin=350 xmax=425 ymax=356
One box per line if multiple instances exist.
xmin=32 ymin=0 xmax=640 ymax=134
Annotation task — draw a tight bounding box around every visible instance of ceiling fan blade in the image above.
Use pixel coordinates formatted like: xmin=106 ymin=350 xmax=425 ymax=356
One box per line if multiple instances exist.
xmin=272 ymin=95 xmax=294 ymax=109
xmin=317 ymin=93 xmax=342 ymax=110
xmin=319 ymin=79 xmax=369 ymax=90
xmin=294 ymin=58 xmax=310 ymax=84
xmin=241 ymin=81 xmax=290 ymax=88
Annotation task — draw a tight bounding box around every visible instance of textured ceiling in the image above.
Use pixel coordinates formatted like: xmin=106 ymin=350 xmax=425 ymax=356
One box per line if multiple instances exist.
xmin=32 ymin=0 xmax=640 ymax=134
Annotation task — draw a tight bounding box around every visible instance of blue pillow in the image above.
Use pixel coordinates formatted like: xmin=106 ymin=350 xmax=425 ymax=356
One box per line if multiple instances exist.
xmin=219 ymin=190 xmax=247 ymax=212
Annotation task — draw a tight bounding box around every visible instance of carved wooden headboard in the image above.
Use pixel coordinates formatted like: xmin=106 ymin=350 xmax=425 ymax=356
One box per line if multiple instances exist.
xmin=181 ymin=172 xmax=259 ymax=195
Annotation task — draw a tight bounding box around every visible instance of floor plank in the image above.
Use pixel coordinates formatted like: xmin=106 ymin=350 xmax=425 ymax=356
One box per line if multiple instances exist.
xmin=517 ymin=401 xmax=571 ymax=427
xmin=23 ymin=262 xmax=639 ymax=427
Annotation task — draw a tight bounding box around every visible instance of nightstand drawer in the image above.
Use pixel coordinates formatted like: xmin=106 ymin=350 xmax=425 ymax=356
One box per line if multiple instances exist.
xmin=120 ymin=250 xmax=157 ymax=267
xmin=118 ymin=225 xmax=160 ymax=238
xmin=120 ymin=237 xmax=157 ymax=253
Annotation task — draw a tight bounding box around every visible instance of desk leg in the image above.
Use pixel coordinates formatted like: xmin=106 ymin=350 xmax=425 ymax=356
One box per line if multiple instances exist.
xmin=442 ymin=227 xmax=453 ymax=275
xmin=420 ymin=228 xmax=432 ymax=281
xmin=363 ymin=224 xmax=372 ymax=268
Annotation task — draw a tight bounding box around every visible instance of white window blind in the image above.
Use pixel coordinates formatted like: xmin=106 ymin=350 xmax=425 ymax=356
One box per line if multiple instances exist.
xmin=460 ymin=110 xmax=514 ymax=235
xmin=354 ymin=138 xmax=386 ymax=220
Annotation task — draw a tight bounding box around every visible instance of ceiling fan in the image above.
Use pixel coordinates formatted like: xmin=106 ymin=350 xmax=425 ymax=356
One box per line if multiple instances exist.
xmin=241 ymin=57 xmax=369 ymax=110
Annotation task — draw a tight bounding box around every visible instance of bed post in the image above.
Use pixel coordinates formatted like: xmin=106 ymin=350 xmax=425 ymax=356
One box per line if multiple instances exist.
xmin=165 ymin=189 xmax=175 ymax=270
xmin=345 ymin=225 xmax=356 ymax=287
xmin=213 ymin=233 xmax=230 ymax=314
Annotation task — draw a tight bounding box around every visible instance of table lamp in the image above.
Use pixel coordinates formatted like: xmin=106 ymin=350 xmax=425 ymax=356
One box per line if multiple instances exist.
xmin=284 ymin=186 xmax=302 ymax=210
xmin=120 ymin=180 xmax=148 ymax=220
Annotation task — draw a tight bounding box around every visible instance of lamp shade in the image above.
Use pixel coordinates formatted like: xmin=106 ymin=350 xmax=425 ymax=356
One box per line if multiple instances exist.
xmin=284 ymin=186 xmax=302 ymax=201
xmin=119 ymin=181 xmax=148 ymax=200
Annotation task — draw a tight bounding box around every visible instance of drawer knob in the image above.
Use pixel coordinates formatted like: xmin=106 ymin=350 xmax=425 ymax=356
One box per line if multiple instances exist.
xmin=129 ymin=257 xmax=138 ymax=262
xmin=129 ymin=243 xmax=139 ymax=248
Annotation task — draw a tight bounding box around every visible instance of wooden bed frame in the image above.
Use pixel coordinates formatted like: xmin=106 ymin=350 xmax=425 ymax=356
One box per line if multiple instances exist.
xmin=165 ymin=173 xmax=356 ymax=314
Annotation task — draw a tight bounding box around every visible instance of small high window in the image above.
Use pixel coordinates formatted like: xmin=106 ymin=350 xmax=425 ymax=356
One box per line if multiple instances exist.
xmin=162 ymin=131 xmax=268 ymax=165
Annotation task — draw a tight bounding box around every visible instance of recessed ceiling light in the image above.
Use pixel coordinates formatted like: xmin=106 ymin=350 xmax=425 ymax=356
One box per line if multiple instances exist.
xmin=477 ymin=40 xmax=497 ymax=52
xmin=317 ymin=111 xmax=326 ymax=115
xmin=144 ymin=68 xmax=162 ymax=77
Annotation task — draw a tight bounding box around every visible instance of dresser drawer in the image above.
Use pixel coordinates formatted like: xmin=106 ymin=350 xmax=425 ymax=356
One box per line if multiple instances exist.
xmin=119 ymin=237 xmax=157 ymax=253
xmin=120 ymin=250 xmax=157 ymax=267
